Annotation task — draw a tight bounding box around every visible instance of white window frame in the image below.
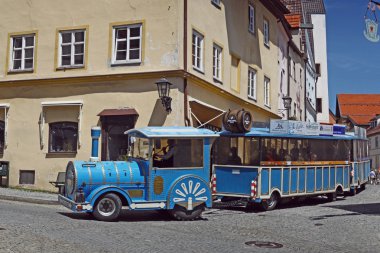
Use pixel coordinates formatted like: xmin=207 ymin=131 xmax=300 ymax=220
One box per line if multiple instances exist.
xmin=9 ymin=34 xmax=35 ymax=71
xmin=58 ymin=30 xmax=86 ymax=68
xmin=213 ymin=44 xmax=222 ymax=81
xmin=248 ymin=4 xmax=255 ymax=33
xmin=264 ymin=77 xmax=270 ymax=107
xmin=263 ymin=19 xmax=270 ymax=47
xmin=248 ymin=68 xmax=257 ymax=100
xmin=112 ymin=23 xmax=142 ymax=65
xmin=192 ymin=30 xmax=204 ymax=72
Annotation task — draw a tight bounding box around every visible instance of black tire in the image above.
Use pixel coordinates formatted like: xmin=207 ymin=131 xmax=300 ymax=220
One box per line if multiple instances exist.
xmin=260 ymin=192 xmax=280 ymax=211
xmin=361 ymin=183 xmax=366 ymax=190
xmin=169 ymin=205 xmax=204 ymax=221
xmin=327 ymin=191 xmax=337 ymax=202
xmin=93 ymin=193 xmax=122 ymax=222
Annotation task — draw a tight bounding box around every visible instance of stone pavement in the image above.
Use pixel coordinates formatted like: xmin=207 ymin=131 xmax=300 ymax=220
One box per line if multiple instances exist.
xmin=0 ymin=187 xmax=58 ymax=205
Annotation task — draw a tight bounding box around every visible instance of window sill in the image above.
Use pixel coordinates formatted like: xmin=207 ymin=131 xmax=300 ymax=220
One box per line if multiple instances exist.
xmin=111 ymin=61 xmax=142 ymax=67
xmin=248 ymin=96 xmax=257 ymax=102
xmin=211 ymin=1 xmax=221 ymax=9
xmin=264 ymin=43 xmax=270 ymax=49
xmin=264 ymin=104 xmax=271 ymax=109
xmin=46 ymin=152 xmax=77 ymax=158
xmin=213 ymin=77 xmax=223 ymax=84
xmin=56 ymin=65 xmax=85 ymax=71
xmin=7 ymin=69 xmax=34 ymax=75
xmin=193 ymin=67 xmax=204 ymax=75
xmin=248 ymin=30 xmax=255 ymax=36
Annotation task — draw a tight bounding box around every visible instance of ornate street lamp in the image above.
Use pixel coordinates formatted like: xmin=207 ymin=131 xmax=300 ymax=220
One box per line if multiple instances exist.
xmin=282 ymin=96 xmax=292 ymax=110
xmin=278 ymin=96 xmax=292 ymax=119
xmin=155 ymin=78 xmax=173 ymax=113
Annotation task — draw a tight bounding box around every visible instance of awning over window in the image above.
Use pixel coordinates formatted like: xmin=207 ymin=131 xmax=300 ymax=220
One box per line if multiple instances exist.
xmin=0 ymin=103 xmax=10 ymax=148
xmin=189 ymin=99 xmax=225 ymax=130
xmin=40 ymin=101 xmax=83 ymax=149
xmin=97 ymin=108 xmax=139 ymax=117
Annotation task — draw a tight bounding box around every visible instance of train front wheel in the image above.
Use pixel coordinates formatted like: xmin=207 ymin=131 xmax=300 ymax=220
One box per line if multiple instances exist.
xmin=93 ymin=193 xmax=122 ymax=222
xmin=169 ymin=205 xmax=204 ymax=221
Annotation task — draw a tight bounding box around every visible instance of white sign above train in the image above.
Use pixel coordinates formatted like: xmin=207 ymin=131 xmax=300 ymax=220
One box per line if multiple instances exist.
xmin=270 ymin=120 xmax=346 ymax=136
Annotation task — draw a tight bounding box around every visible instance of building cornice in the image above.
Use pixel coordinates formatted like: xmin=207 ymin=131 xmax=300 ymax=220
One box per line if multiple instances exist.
xmin=0 ymin=69 xmax=281 ymax=119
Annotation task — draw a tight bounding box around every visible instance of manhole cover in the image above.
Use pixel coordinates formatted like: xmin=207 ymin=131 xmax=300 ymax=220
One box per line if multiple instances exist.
xmin=245 ymin=241 xmax=283 ymax=249
xmin=0 ymin=228 xmax=5 ymax=231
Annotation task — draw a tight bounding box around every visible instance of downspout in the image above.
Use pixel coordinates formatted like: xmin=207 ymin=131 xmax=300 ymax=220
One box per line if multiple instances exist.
xmin=183 ymin=0 xmax=191 ymax=126
xmin=287 ymin=42 xmax=290 ymax=120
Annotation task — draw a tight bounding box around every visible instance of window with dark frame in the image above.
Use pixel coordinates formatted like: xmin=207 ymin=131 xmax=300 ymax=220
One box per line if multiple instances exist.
xmin=0 ymin=121 xmax=4 ymax=154
xmin=211 ymin=0 xmax=220 ymax=7
xmin=248 ymin=4 xmax=255 ymax=33
xmin=59 ymin=30 xmax=85 ymax=67
xmin=316 ymin=98 xmax=322 ymax=113
xmin=10 ymin=34 xmax=35 ymax=71
xmin=49 ymin=122 xmax=78 ymax=153
xmin=263 ymin=19 xmax=269 ymax=47
xmin=19 ymin=170 xmax=35 ymax=185
xmin=112 ymin=23 xmax=142 ymax=64
xmin=316 ymin=63 xmax=321 ymax=76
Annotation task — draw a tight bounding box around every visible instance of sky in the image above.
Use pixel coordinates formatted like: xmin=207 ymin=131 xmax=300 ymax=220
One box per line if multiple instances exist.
xmin=325 ymin=0 xmax=380 ymax=113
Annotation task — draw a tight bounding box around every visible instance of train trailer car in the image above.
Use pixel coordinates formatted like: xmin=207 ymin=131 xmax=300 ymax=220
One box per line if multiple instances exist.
xmin=58 ymin=127 xmax=218 ymax=221
xmin=212 ymin=121 xmax=370 ymax=211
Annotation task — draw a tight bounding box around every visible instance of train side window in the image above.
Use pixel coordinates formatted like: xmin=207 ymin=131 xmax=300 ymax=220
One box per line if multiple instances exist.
xmin=244 ymin=137 xmax=260 ymax=165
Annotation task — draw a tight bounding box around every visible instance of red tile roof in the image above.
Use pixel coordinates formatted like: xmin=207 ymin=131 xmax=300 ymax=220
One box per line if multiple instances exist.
xmin=285 ymin=14 xmax=301 ymax=28
xmin=337 ymin=94 xmax=380 ymax=126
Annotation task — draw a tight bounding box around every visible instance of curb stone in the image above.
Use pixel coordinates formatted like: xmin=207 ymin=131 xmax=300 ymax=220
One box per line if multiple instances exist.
xmin=0 ymin=194 xmax=59 ymax=205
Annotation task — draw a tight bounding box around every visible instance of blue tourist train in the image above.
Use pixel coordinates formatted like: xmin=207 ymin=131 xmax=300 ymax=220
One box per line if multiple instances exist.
xmin=58 ymin=126 xmax=218 ymax=221
xmin=212 ymin=119 xmax=370 ymax=211
xmin=58 ymin=109 xmax=371 ymax=220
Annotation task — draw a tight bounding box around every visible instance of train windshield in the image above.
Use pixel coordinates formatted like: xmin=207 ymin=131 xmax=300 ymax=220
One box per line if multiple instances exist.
xmin=130 ymin=137 xmax=150 ymax=160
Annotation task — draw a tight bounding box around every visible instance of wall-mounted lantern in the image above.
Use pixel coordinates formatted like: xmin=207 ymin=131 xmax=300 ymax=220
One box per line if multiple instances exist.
xmin=155 ymin=78 xmax=173 ymax=113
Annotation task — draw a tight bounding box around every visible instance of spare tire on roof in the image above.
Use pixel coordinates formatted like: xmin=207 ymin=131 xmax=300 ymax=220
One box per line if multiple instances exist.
xmin=223 ymin=109 xmax=252 ymax=133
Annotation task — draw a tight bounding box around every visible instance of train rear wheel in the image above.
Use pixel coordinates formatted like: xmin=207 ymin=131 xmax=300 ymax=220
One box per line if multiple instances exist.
xmin=260 ymin=192 xmax=279 ymax=211
xmin=327 ymin=191 xmax=337 ymax=202
xmin=170 ymin=205 xmax=204 ymax=221
xmin=93 ymin=193 xmax=122 ymax=222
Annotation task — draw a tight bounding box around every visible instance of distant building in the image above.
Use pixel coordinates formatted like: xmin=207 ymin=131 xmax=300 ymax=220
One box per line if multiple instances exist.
xmin=329 ymin=109 xmax=336 ymax=124
xmin=367 ymin=115 xmax=380 ymax=170
xmin=335 ymin=94 xmax=380 ymax=130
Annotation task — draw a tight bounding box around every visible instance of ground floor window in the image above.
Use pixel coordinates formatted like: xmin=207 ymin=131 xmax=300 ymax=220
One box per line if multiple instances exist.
xmin=0 ymin=121 xmax=4 ymax=154
xmin=48 ymin=122 xmax=78 ymax=153
xmin=19 ymin=170 xmax=35 ymax=185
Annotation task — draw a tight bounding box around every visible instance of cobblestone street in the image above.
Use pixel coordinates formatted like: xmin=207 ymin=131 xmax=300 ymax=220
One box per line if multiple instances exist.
xmin=0 ymin=185 xmax=379 ymax=253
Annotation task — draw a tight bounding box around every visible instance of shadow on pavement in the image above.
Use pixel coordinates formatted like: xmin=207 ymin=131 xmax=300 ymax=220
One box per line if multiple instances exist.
xmin=325 ymin=203 xmax=380 ymax=216
xmin=58 ymin=210 xmax=208 ymax=222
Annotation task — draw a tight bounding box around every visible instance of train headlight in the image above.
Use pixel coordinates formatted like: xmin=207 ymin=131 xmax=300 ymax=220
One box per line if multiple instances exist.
xmin=65 ymin=162 xmax=76 ymax=196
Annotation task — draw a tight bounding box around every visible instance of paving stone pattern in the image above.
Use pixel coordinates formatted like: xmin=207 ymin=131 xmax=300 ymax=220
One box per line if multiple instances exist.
xmin=0 ymin=185 xmax=380 ymax=253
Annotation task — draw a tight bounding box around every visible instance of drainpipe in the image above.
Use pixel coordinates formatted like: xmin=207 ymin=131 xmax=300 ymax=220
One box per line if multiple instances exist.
xmin=287 ymin=42 xmax=290 ymax=120
xmin=183 ymin=0 xmax=191 ymax=126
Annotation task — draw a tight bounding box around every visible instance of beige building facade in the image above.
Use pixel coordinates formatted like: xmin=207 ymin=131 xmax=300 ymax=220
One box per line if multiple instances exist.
xmin=0 ymin=0 xmax=288 ymax=190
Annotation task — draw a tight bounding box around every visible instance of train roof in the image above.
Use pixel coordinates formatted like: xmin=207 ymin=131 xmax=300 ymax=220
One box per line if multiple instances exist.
xmin=220 ymin=127 xmax=363 ymax=140
xmin=126 ymin=126 xmax=219 ymax=138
